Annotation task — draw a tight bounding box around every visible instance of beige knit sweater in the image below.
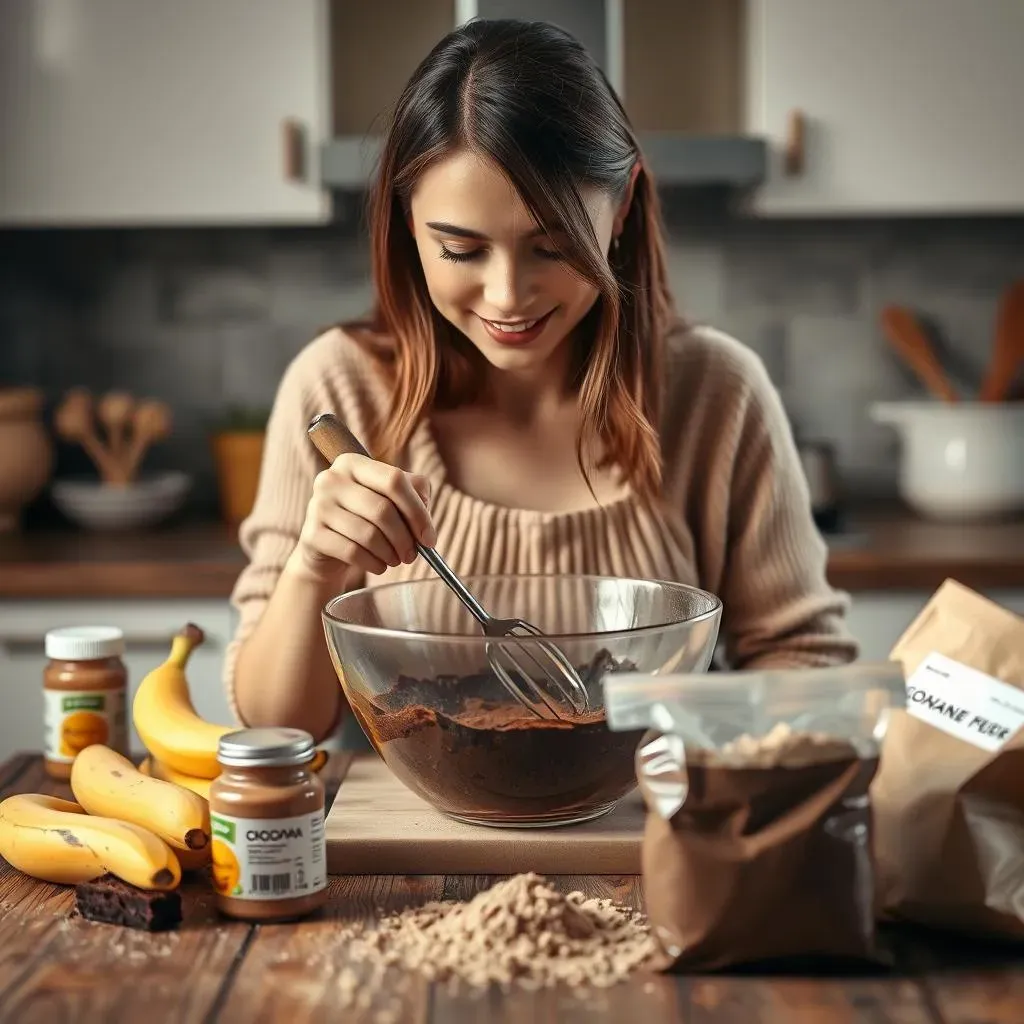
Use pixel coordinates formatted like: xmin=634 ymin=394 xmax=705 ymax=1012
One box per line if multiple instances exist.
xmin=224 ymin=324 xmax=857 ymax=717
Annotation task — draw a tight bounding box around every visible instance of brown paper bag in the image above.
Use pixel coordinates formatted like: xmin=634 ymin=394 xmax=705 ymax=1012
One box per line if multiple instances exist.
xmin=872 ymin=578 xmax=1024 ymax=938
xmin=604 ymin=663 xmax=905 ymax=971
xmin=640 ymin=752 xmax=880 ymax=970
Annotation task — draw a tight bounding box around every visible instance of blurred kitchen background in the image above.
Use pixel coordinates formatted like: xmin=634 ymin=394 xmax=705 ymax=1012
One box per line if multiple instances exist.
xmin=1 ymin=0 xmax=1023 ymax=758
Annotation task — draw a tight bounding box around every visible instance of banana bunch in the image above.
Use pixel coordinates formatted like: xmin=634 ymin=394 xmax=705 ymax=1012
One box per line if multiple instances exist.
xmin=0 ymin=794 xmax=181 ymax=889
xmin=0 ymin=745 xmax=214 ymax=887
xmin=71 ymin=745 xmax=211 ymax=870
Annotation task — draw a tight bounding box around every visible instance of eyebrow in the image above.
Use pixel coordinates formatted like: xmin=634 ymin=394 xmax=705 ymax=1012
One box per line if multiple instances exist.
xmin=425 ymin=221 xmax=548 ymax=241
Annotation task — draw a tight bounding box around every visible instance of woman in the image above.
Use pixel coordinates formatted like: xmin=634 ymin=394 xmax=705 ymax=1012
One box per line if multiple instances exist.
xmin=226 ymin=19 xmax=857 ymax=741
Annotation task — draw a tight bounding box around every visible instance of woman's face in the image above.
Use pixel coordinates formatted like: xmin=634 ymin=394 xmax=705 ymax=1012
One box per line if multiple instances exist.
xmin=408 ymin=150 xmax=620 ymax=377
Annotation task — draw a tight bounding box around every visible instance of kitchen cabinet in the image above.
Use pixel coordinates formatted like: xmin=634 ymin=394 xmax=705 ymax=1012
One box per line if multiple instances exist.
xmin=744 ymin=0 xmax=1024 ymax=215
xmin=845 ymin=590 xmax=1024 ymax=662
xmin=0 ymin=599 xmax=235 ymax=764
xmin=0 ymin=0 xmax=331 ymax=225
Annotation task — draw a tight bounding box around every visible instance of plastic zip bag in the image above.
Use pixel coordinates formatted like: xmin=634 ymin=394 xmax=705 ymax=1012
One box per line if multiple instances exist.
xmin=604 ymin=661 xmax=905 ymax=820
xmin=605 ymin=661 xmax=905 ymax=755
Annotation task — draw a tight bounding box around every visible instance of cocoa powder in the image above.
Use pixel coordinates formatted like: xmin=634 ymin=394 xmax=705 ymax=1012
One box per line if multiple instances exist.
xmin=349 ymin=651 xmax=644 ymax=823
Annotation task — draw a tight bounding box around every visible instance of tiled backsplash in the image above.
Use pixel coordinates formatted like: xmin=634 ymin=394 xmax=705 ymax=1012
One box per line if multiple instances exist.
xmin=2 ymin=209 xmax=1023 ymax=518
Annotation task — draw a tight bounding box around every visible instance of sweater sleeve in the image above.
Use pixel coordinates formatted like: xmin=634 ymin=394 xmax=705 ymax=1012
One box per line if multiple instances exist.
xmin=714 ymin=352 xmax=859 ymax=670
xmin=221 ymin=331 xmax=368 ymax=721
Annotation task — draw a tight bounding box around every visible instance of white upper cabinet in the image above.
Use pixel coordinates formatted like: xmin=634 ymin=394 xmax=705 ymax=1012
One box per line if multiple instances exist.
xmin=745 ymin=0 xmax=1024 ymax=215
xmin=0 ymin=0 xmax=331 ymax=225
xmin=2 ymin=0 xmax=1022 ymax=223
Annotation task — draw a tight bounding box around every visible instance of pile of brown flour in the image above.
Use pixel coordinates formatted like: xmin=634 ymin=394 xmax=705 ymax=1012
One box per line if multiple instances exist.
xmin=333 ymin=873 xmax=655 ymax=1002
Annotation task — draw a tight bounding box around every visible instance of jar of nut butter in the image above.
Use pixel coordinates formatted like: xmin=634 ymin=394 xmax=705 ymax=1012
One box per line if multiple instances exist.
xmin=209 ymin=728 xmax=328 ymax=922
xmin=43 ymin=626 xmax=129 ymax=780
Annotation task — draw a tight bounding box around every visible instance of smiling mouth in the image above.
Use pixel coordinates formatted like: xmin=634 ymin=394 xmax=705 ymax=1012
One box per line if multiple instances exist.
xmin=478 ymin=310 xmax=555 ymax=334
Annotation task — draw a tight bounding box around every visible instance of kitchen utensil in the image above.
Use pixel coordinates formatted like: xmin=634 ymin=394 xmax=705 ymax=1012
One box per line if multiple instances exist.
xmin=325 ymin=754 xmax=643 ymax=874
xmin=96 ymin=392 xmax=135 ymax=462
xmin=979 ymin=279 xmax=1024 ymax=402
xmin=54 ymin=389 xmax=172 ymax=486
xmin=307 ymin=412 xmax=589 ymax=721
xmin=870 ymin=401 xmax=1024 ymax=520
xmin=321 ymin=573 xmax=722 ymax=826
xmin=880 ymin=306 xmax=959 ymax=402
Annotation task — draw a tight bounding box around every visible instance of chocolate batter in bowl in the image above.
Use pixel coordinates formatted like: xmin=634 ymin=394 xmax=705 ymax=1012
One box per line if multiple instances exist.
xmin=322 ymin=574 xmax=723 ymax=827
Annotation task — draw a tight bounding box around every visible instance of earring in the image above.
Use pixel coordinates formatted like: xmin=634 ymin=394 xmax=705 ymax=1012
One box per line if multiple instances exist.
xmin=612 ymin=235 xmax=620 ymax=255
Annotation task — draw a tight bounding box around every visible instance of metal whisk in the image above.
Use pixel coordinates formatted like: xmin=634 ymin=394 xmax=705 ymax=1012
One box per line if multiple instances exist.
xmin=307 ymin=413 xmax=590 ymax=720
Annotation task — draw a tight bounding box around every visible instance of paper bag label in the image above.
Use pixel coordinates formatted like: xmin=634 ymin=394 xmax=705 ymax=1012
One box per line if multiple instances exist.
xmin=905 ymin=652 xmax=1024 ymax=751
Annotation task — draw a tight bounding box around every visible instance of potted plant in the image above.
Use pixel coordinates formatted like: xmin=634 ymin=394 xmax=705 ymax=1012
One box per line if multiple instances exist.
xmin=209 ymin=406 xmax=270 ymax=525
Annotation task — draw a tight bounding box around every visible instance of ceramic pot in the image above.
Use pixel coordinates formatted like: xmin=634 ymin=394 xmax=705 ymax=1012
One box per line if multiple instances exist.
xmin=871 ymin=401 xmax=1024 ymax=520
xmin=0 ymin=388 xmax=54 ymax=531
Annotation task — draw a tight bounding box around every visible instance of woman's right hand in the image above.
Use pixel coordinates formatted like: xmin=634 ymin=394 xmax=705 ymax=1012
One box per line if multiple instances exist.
xmin=289 ymin=453 xmax=436 ymax=582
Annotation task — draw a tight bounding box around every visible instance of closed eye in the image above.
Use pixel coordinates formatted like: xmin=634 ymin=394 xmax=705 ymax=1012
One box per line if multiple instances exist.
xmin=438 ymin=245 xmax=563 ymax=263
xmin=438 ymin=245 xmax=482 ymax=263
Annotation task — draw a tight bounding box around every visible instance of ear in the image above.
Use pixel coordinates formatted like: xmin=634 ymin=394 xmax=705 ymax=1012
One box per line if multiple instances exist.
xmin=612 ymin=161 xmax=642 ymax=237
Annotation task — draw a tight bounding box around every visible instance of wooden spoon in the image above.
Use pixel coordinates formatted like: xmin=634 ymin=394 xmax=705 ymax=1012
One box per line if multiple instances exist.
xmin=97 ymin=391 xmax=136 ymax=462
xmin=879 ymin=306 xmax=959 ymax=402
xmin=121 ymin=400 xmax=173 ymax=483
xmin=54 ymin=389 xmax=122 ymax=484
xmin=979 ymin=279 xmax=1024 ymax=402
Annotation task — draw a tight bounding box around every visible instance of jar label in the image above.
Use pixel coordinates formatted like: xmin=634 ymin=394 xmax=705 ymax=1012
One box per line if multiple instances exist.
xmin=210 ymin=810 xmax=327 ymax=901
xmin=43 ymin=690 xmax=127 ymax=763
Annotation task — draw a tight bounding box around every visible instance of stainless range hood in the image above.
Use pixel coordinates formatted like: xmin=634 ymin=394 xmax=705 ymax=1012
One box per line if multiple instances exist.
xmin=320 ymin=132 xmax=767 ymax=192
xmin=322 ymin=0 xmax=767 ymax=193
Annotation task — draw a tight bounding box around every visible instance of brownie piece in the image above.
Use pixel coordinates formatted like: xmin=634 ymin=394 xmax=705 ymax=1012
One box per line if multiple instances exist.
xmin=74 ymin=874 xmax=182 ymax=932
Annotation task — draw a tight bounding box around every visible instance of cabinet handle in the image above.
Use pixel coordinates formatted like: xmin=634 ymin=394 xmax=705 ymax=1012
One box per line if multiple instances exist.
xmin=784 ymin=109 xmax=806 ymax=176
xmin=282 ymin=117 xmax=306 ymax=182
xmin=0 ymin=634 xmax=220 ymax=654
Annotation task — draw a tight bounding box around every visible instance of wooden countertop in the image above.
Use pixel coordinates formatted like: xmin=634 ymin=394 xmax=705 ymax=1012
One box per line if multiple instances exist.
xmin=0 ymin=522 xmax=247 ymax=598
xmin=1 ymin=511 xmax=1023 ymax=599
xmin=1 ymin=751 xmax=1023 ymax=1022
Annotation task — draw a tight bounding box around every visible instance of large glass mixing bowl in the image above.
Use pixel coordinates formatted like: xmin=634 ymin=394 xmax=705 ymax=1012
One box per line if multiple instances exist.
xmin=323 ymin=574 xmax=722 ymax=827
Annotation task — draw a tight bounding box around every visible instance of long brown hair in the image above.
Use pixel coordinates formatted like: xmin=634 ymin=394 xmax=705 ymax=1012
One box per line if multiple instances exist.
xmin=353 ymin=18 xmax=676 ymax=503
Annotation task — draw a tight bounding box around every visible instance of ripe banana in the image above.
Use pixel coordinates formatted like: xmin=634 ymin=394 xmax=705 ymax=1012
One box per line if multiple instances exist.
xmin=132 ymin=623 xmax=231 ymax=779
xmin=139 ymin=756 xmax=211 ymax=802
xmin=71 ymin=744 xmax=210 ymax=854
xmin=0 ymin=794 xmax=180 ymax=889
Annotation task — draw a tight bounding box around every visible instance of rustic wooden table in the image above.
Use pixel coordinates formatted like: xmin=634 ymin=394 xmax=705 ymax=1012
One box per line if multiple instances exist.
xmin=1 ymin=752 xmax=1023 ymax=1022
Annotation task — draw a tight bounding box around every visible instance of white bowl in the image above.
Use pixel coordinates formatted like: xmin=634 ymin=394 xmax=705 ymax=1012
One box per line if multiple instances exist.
xmin=870 ymin=402 xmax=1024 ymax=520
xmin=52 ymin=472 xmax=192 ymax=530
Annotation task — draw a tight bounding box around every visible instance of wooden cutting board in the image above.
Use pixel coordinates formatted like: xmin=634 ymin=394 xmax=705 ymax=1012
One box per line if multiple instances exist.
xmin=325 ymin=755 xmax=644 ymax=875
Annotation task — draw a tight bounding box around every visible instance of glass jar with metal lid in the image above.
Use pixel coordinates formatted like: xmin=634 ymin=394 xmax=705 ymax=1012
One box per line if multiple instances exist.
xmin=43 ymin=626 xmax=129 ymax=780
xmin=208 ymin=727 xmax=328 ymax=921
